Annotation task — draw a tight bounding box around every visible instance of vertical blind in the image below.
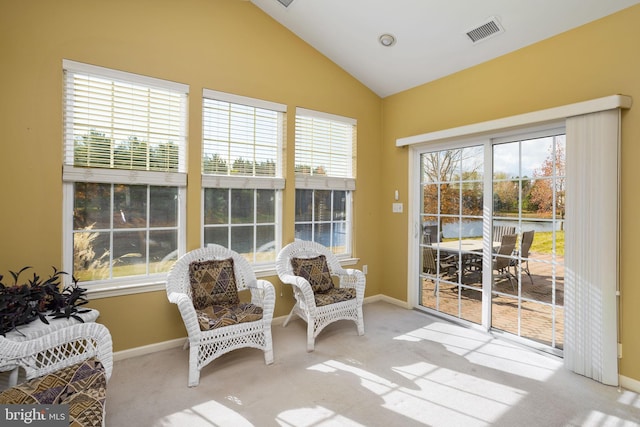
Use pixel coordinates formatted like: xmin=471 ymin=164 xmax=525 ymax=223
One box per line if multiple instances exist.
xmin=63 ymin=60 xmax=188 ymax=177
xmin=564 ymin=108 xmax=620 ymax=386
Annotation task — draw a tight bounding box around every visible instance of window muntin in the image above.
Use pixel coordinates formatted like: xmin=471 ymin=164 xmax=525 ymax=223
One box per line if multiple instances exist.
xmin=73 ymin=183 xmax=179 ymax=281
xmin=202 ymin=90 xmax=285 ymax=264
xmin=63 ymin=60 xmax=187 ymax=287
xmin=294 ymin=108 xmax=355 ymax=256
xmin=295 ymin=189 xmax=350 ymax=252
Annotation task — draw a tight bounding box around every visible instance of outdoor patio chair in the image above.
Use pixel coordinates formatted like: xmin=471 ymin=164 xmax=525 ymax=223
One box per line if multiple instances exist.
xmin=276 ymin=240 xmax=365 ymax=352
xmin=510 ymin=230 xmax=535 ymax=284
xmin=492 ymin=234 xmax=517 ymax=290
xmin=166 ymin=245 xmax=275 ymax=387
xmin=493 ymin=225 xmax=516 ymax=245
xmin=422 ymin=233 xmax=457 ymax=294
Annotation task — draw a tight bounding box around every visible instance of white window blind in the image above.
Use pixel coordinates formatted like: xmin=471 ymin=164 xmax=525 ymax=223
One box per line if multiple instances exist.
xmin=295 ymin=108 xmax=356 ymax=190
xmin=202 ymin=89 xmax=285 ymax=189
xmin=63 ymin=59 xmax=188 ymax=185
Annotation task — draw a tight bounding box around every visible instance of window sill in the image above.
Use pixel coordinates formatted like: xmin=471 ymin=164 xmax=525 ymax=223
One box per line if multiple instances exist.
xmin=85 ymin=258 xmax=360 ymax=300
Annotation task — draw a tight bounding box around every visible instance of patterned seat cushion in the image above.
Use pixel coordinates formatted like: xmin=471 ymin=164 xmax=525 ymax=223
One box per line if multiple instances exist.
xmin=189 ymin=258 xmax=240 ymax=309
xmin=196 ymin=303 xmax=264 ymax=331
xmin=314 ymin=287 xmax=356 ymax=307
xmin=0 ymin=358 xmax=106 ymax=427
xmin=290 ymin=255 xmax=335 ymax=294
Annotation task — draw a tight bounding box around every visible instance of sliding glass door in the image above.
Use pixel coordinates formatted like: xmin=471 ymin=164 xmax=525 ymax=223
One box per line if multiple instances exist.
xmin=417 ymin=129 xmax=565 ymax=353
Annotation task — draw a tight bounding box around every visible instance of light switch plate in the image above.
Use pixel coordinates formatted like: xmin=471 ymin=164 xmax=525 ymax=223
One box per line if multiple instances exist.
xmin=392 ymin=203 xmax=403 ymax=213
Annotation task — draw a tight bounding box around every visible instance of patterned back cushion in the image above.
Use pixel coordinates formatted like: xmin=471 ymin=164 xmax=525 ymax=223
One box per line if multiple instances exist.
xmin=290 ymin=255 xmax=334 ymax=294
xmin=189 ymin=258 xmax=240 ymax=309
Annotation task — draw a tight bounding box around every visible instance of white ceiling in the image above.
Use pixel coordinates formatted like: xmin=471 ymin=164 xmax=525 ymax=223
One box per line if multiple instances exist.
xmin=250 ymin=0 xmax=640 ymax=98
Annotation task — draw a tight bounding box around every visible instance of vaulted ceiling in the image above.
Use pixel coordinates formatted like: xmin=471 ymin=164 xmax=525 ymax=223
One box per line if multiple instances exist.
xmin=250 ymin=0 xmax=640 ymax=97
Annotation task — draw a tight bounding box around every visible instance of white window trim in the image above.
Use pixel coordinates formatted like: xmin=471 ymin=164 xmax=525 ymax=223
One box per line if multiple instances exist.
xmin=62 ymin=60 xmax=188 ymax=297
xmin=294 ymin=108 xmax=356 ymax=256
xmin=201 ymin=89 xmax=286 ymax=266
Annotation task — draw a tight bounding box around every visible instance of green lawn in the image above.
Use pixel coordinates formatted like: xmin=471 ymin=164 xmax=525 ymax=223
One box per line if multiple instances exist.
xmin=530 ymin=230 xmax=564 ymax=255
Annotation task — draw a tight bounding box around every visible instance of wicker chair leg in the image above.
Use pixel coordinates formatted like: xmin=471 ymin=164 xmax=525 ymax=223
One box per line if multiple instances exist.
xmin=283 ymin=307 xmax=295 ymax=327
xmin=307 ymin=322 xmax=315 ymax=352
xmin=188 ymin=345 xmax=200 ymax=387
xmin=264 ymin=330 xmax=274 ymax=365
xmin=356 ymin=309 xmax=365 ymax=336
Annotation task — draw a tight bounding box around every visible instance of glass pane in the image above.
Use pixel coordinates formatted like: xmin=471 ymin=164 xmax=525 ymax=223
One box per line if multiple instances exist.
xmin=493 ymin=178 xmax=518 ymax=217
xmin=113 ymin=231 xmax=146 ymax=277
xmin=461 ymin=146 xmax=483 ymax=181
xmin=522 ymin=136 xmax=553 ymax=178
xmin=314 ymin=190 xmax=331 ymax=221
xmin=149 ymin=230 xmax=177 ymax=273
xmin=150 ymin=186 xmax=178 ymax=227
xmin=421 ymin=278 xmax=437 ymax=309
xmin=230 ymin=225 xmax=253 ymax=255
xmin=440 ymin=183 xmax=459 ymax=215
xmin=73 ymin=230 xmax=110 ymax=281
xmin=204 ymin=226 xmax=228 ymax=247
xmin=520 ymin=301 xmax=556 ymax=347
xmin=460 ymin=288 xmax=482 ymax=324
xmin=422 ymin=184 xmax=439 ymax=216
xmin=74 ymin=182 xmax=111 ymax=230
xmin=437 ymin=149 xmax=461 ymax=182
xmin=231 ymin=189 xmax=254 ymax=224
xmin=204 ymin=188 xmax=228 ymax=224
xmin=421 ymin=153 xmax=439 ymax=183
xmin=492 ymin=294 xmax=519 ymax=336
xmin=314 ymin=223 xmax=331 ymax=247
xmin=441 ymin=217 xmax=461 ymax=240
xmin=295 ymin=223 xmax=312 ymax=241
xmin=114 ymin=185 xmax=147 ymax=229
xmin=256 ymin=189 xmax=275 ymax=223
xmin=295 ymin=189 xmax=313 ymax=222
xmin=256 ymin=225 xmax=275 ymax=262
xmin=332 ymin=222 xmax=347 ymax=253
xmin=493 ymin=142 xmax=519 ymax=180
xmin=332 ymin=191 xmax=346 ymax=221
xmin=461 ymin=181 xmax=482 ymax=216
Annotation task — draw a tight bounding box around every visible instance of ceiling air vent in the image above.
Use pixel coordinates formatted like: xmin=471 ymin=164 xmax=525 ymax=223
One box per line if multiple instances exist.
xmin=466 ymin=17 xmax=504 ymax=43
xmin=277 ymin=0 xmax=294 ymax=7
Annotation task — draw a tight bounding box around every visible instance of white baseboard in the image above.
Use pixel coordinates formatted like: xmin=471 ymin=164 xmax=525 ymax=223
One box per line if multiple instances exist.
xmin=365 ymin=294 xmax=411 ymax=308
xmin=620 ymin=375 xmax=640 ymax=393
xmin=113 ymin=293 xmax=410 ymax=362
xmin=113 ymin=337 xmax=185 ymax=362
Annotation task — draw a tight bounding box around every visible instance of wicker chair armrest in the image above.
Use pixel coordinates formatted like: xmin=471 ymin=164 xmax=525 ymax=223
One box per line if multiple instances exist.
xmin=249 ymin=279 xmax=276 ymax=320
xmin=336 ymin=269 xmax=366 ymax=300
xmin=0 ymin=322 xmax=113 ymax=382
xmin=167 ymin=291 xmax=202 ymax=340
xmin=279 ymin=273 xmax=317 ymax=310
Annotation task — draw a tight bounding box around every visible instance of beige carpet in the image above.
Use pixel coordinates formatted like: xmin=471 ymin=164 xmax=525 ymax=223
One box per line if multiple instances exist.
xmin=106 ymin=301 xmax=640 ymax=426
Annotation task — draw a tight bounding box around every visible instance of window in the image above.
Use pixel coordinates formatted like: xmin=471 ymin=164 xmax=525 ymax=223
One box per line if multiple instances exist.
xmin=294 ymin=108 xmax=355 ymax=255
xmin=202 ymin=90 xmax=285 ymax=265
xmin=62 ymin=60 xmax=188 ymax=291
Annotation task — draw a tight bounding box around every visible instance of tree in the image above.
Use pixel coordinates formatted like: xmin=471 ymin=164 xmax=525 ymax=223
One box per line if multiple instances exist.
xmin=529 ymin=143 xmax=566 ymax=219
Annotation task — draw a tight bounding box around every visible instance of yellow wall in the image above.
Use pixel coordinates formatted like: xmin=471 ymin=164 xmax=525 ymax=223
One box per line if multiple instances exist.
xmin=382 ymin=5 xmax=640 ymax=382
xmin=0 ymin=0 xmax=383 ymax=351
xmin=2 ymin=0 xmax=639 ymax=385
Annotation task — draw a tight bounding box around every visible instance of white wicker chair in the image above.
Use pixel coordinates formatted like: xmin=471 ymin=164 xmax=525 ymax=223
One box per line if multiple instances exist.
xmin=276 ymin=240 xmax=365 ymax=352
xmin=166 ymin=245 xmax=275 ymax=387
xmin=0 ymin=322 xmax=113 ymax=385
